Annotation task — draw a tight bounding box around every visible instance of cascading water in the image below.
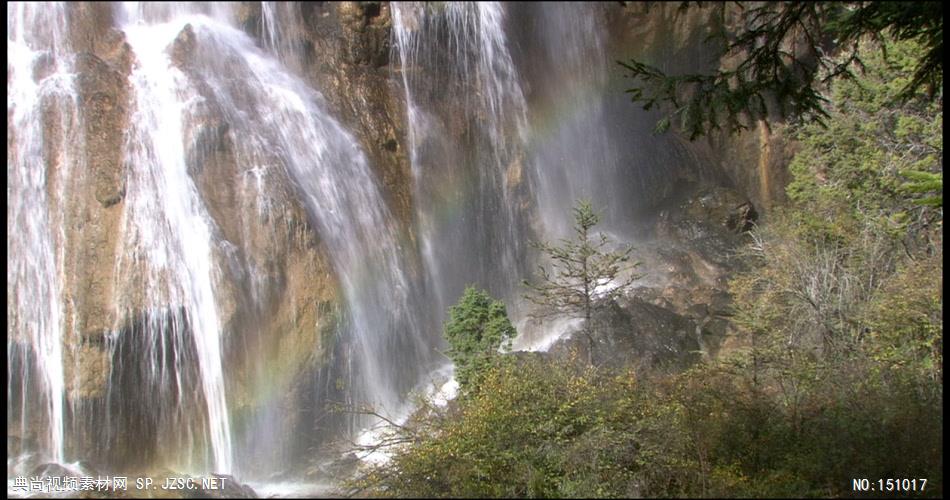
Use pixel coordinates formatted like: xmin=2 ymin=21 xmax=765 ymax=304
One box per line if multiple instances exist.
xmin=393 ymin=2 xmax=674 ymax=353
xmin=511 ymin=1 xmax=685 ymax=239
xmin=7 ymin=2 xmax=72 ymax=467
xmin=392 ymin=1 xmax=600 ymax=355
xmin=116 ymin=6 xmax=235 ymax=474
xmin=9 ymin=1 xmax=439 ymax=483
xmin=521 ymin=2 xmax=625 ymax=239
xmin=245 ymin=2 xmax=440 ymax=435
xmin=392 ymin=2 xmax=533 ymax=316
xmin=9 ymin=0 xmax=687 ymax=493
xmin=119 ymin=2 xmax=441 ymax=473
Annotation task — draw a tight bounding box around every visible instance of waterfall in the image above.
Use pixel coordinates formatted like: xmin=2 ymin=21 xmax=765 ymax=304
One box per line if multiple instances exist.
xmin=116 ymin=3 xmax=437 ymax=472
xmin=7 ymin=2 xmax=72 ymax=466
xmin=523 ymin=2 xmax=623 ymax=239
xmin=514 ymin=2 xmax=681 ymax=239
xmin=9 ymin=1 xmax=438 ymax=479
xmin=392 ymin=2 xmax=532 ymax=316
xmin=259 ymin=2 xmax=305 ymax=72
xmin=117 ymin=8 xmax=235 ymax=474
xmin=7 ymin=0 xmax=676 ymax=487
xmin=393 ymin=2 xmax=664 ymax=353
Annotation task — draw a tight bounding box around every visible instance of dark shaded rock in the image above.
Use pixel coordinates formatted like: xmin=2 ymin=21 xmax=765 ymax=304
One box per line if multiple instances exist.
xmin=31 ymin=462 xmax=80 ymax=478
xmin=685 ymin=302 xmax=710 ymax=321
xmin=604 ymin=181 xmax=754 ymax=363
xmin=8 ymin=434 xmax=41 ymax=457
xmin=726 ymin=201 xmax=758 ymax=233
xmin=605 ymin=2 xmax=793 ymax=211
xmin=703 ymin=317 xmax=731 ymax=339
xmin=31 ymin=52 xmax=57 ymax=81
xmin=310 ymin=452 xmax=361 ymax=481
xmin=547 ymin=297 xmax=702 ymax=372
xmin=233 ymin=2 xmax=262 ymax=36
xmin=337 ymin=1 xmax=391 ymax=67
xmin=75 ymin=460 xmax=101 ymax=477
xmin=654 ymin=182 xmax=751 ymax=243
xmin=708 ymin=290 xmax=733 ymax=317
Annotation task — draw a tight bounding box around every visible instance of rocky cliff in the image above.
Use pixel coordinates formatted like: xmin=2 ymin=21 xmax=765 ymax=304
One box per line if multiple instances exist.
xmin=10 ymin=1 xmax=787 ymax=476
xmin=606 ymin=1 xmax=792 ymax=212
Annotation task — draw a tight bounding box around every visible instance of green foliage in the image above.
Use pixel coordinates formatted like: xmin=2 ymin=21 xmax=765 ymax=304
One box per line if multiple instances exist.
xmin=350 ymin=358 xmax=645 ymax=498
xmin=721 ymin=31 xmax=944 ymax=498
xmin=863 ymin=250 xmax=943 ymax=386
xmin=350 ymin=352 xmax=943 ymax=497
xmin=443 ymin=286 xmax=515 ymax=391
xmin=349 ymin=33 xmax=942 ymax=500
xmin=523 ymin=199 xmax=642 ymax=363
xmin=830 ymin=1 xmax=944 ymax=100
xmin=787 ymin=37 xmax=942 ymax=219
xmin=778 ymin=38 xmax=942 ymax=287
xmin=621 ymin=1 xmax=943 ymax=138
xmin=900 ymin=169 xmax=943 ymax=207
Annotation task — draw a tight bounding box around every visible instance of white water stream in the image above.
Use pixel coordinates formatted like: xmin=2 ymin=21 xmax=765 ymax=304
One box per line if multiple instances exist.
xmin=7 ymin=2 xmax=72 ymax=466
xmin=7 ymin=1 xmax=659 ymax=493
xmin=392 ymin=2 xmax=531 ymax=315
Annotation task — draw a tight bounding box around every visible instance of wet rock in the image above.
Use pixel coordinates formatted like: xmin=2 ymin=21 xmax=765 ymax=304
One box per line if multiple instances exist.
xmin=703 ymin=317 xmax=731 ymax=339
xmin=31 ymin=462 xmax=80 ymax=478
xmin=40 ymin=14 xmax=136 ymax=404
xmin=685 ymin=302 xmax=709 ymax=321
xmin=338 ymin=2 xmax=391 ymax=67
xmin=260 ymin=1 xmax=415 ymax=233
xmin=310 ymin=452 xmax=361 ymax=481
xmin=605 ymin=2 xmax=793 ymax=211
xmin=610 ymin=181 xmax=752 ymax=362
xmin=233 ymin=2 xmax=263 ymax=37
xmin=547 ymin=297 xmax=702 ymax=371
xmin=75 ymin=52 xmax=129 ymax=207
xmin=31 ymin=52 xmax=57 ymax=81
xmin=654 ymin=183 xmax=751 ymax=242
xmin=707 ymin=290 xmax=733 ymax=317
xmin=56 ymin=47 xmax=133 ymax=401
xmin=65 ymin=342 xmax=111 ymax=398
xmin=155 ymin=22 xmax=344 ymax=438
xmin=66 ymin=3 xmax=115 ymax=54
xmin=170 ymin=24 xmax=197 ymax=70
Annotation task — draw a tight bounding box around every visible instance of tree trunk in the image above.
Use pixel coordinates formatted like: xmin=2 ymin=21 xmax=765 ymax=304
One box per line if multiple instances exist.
xmin=583 ymin=242 xmax=593 ymax=365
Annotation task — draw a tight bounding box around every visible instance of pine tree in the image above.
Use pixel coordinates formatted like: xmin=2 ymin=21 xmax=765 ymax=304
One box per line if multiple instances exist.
xmin=523 ymin=200 xmax=642 ymax=364
xmin=444 ymin=286 xmax=515 ymax=391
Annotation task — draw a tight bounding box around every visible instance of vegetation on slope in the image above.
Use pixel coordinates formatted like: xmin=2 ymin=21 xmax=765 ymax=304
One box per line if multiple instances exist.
xmin=347 ymin=34 xmax=942 ymax=498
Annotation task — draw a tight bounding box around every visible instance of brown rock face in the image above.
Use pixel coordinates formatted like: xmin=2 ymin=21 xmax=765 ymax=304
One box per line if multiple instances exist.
xmin=28 ymin=10 xmax=351 ymax=468
xmin=235 ymin=2 xmax=415 ymax=234
xmin=75 ymin=52 xmax=129 ymax=207
xmin=45 ymin=8 xmax=346 ymax=461
xmin=53 ymin=12 xmax=133 ymax=399
xmin=325 ymin=2 xmax=415 ymax=233
xmin=605 ymin=2 xmax=792 ymax=213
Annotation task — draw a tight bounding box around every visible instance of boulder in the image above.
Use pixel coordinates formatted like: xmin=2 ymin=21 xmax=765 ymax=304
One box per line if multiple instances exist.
xmin=30 ymin=462 xmax=78 ymax=478
xmin=547 ymin=296 xmax=702 ymax=372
